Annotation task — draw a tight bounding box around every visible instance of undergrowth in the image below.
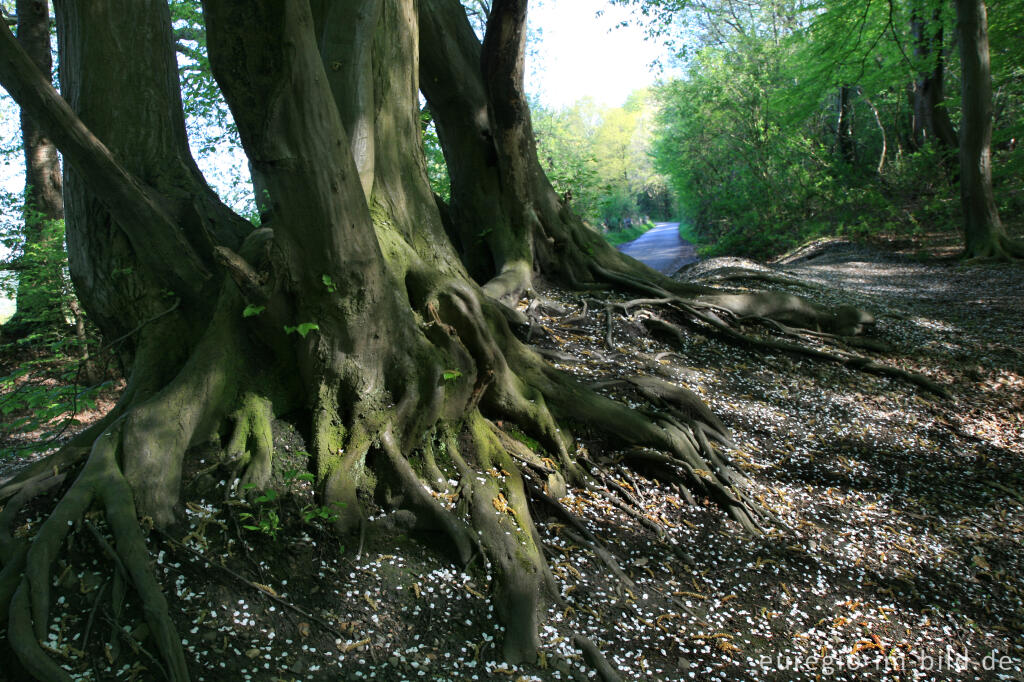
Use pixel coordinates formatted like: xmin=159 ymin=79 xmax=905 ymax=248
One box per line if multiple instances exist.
xmin=602 ymin=218 xmax=656 ymax=246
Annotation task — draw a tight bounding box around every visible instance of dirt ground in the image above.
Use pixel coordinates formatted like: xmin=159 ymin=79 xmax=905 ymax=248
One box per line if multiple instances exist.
xmin=2 ymin=234 xmax=1022 ymax=681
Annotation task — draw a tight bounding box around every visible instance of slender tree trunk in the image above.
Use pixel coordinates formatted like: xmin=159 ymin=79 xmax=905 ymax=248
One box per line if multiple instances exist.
xmin=911 ymin=5 xmax=958 ymax=153
xmin=863 ymin=96 xmax=887 ymax=174
xmin=4 ymin=0 xmax=65 ymax=337
xmin=955 ymin=0 xmax=1023 ymax=258
xmin=836 ymin=85 xmax=856 ymax=165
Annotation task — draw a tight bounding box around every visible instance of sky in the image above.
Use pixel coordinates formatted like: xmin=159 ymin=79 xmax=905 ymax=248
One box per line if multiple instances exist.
xmin=527 ymin=0 xmax=671 ymax=109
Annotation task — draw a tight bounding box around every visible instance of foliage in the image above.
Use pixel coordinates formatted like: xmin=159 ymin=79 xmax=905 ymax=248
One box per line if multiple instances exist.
xmin=238 ymin=471 xmax=344 ymax=541
xmin=602 ymin=217 xmax=657 ymax=246
xmin=0 ymin=194 xmax=111 ymax=460
xmin=421 ymin=108 xmax=451 ymax=201
xmin=0 ymin=330 xmax=109 ymax=460
xmin=531 ymin=91 xmax=675 ymax=239
xmin=238 ymin=486 xmax=282 ymax=538
xmin=284 ymin=322 xmax=320 ymax=338
xmin=643 ymin=0 xmax=1024 ymax=258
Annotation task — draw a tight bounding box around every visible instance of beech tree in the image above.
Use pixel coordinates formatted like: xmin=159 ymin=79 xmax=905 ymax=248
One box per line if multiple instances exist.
xmin=0 ymin=1 xmax=900 ymax=678
xmin=2 ymin=0 xmax=66 ymax=337
xmin=955 ymin=0 xmax=1024 ymax=259
xmin=909 ymin=0 xmax=958 ymax=156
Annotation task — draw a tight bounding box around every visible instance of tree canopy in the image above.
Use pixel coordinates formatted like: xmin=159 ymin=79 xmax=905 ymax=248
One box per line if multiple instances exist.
xmin=620 ymin=0 xmax=1024 ymax=258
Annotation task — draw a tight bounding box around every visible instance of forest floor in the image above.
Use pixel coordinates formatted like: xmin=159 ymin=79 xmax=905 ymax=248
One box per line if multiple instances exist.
xmin=1 ymin=232 xmax=1023 ymax=681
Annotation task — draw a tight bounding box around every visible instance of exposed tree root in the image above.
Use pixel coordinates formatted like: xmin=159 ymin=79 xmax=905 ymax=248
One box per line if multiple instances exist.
xmin=964 ymin=233 xmax=1024 ymax=262
xmin=639 ymin=310 xmax=950 ymax=398
xmin=3 ymin=422 xmax=189 ymax=681
xmin=8 ymin=294 xmax=758 ymax=678
xmin=225 ymin=393 xmax=275 ymax=493
xmin=576 ymin=261 xmax=950 ymax=397
xmin=573 ymin=633 xmax=625 ymax=682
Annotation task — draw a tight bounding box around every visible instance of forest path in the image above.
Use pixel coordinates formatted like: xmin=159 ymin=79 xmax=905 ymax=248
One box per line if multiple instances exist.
xmin=616 ymin=221 xmax=698 ymax=273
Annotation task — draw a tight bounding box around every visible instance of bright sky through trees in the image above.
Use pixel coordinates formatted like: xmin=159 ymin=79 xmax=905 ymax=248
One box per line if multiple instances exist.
xmin=527 ymin=0 xmax=670 ymax=109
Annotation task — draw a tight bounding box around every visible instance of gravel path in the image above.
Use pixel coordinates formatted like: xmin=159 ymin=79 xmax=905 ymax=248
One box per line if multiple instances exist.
xmin=617 ymin=222 xmax=699 ymax=274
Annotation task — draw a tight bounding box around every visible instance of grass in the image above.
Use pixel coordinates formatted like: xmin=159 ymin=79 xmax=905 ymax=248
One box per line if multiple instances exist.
xmin=602 ymin=220 xmax=655 ymax=247
xmin=676 ymin=220 xmax=701 ymax=247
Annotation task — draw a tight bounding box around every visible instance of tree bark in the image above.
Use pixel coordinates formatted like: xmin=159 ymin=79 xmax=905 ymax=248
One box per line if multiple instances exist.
xmin=419 ymin=0 xmax=519 ymax=284
xmin=955 ymin=0 xmax=1023 ymax=259
xmin=421 ymin=0 xmax=669 ymax=301
xmin=910 ymin=4 xmax=958 ymax=155
xmin=3 ymin=0 xmax=66 ymax=337
xmin=836 ymin=85 xmax=856 ymax=165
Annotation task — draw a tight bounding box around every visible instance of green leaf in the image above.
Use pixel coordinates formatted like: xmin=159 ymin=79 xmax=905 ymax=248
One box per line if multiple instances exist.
xmin=296 ymin=322 xmax=319 ymax=338
xmin=442 ymin=370 xmax=462 ymax=382
xmin=322 ymin=274 xmax=336 ymax=292
xmin=284 ymin=323 xmax=319 ymax=337
xmin=243 ymin=304 xmax=266 ymax=318
xmin=255 ymin=489 xmax=278 ymax=504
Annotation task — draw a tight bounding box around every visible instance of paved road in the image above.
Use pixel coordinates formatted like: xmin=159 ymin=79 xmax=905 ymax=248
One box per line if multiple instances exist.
xmin=616 ymin=222 xmax=699 ymax=274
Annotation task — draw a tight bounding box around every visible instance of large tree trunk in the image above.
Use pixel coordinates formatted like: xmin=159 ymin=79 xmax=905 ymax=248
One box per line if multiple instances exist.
xmin=3 ymin=0 xmax=66 ymax=337
xmin=421 ymin=0 xmax=679 ymax=302
xmin=955 ymin=0 xmax=1024 ymax=259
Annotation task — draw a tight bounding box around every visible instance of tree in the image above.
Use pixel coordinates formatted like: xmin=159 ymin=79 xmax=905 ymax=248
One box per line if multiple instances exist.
xmin=955 ymin=0 xmax=1024 ymax=259
xmin=909 ymin=0 xmax=958 ymax=156
xmin=0 ymin=1 xmax=898 ymax=677
xmin=528 ymin=94 xmax=673 ymax=230
xmin=2 ymin=0 xmax=67 ymax=338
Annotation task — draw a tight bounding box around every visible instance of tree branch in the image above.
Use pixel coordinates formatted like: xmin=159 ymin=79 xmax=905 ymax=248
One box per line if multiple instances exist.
xmin=0 ymin=22 xmax=211 ymax=300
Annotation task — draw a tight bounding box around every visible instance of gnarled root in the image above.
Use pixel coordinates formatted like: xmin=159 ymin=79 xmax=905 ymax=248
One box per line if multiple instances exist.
xmin=225 ymin=393 xmax=275 ymax=493
xmin=583 ymin=262 xmax=950 ymax=397
xmin=1 ymin=273 xmax=775 ymax=678
xmin=964 ymin=233 xmax=1024 ymax=262
xmin=3 ymin=423 xmax=188 ymax=682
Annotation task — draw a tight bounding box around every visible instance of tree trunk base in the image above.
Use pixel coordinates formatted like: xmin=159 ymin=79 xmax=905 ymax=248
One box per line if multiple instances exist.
xmin=1 ymin=268 xmax=806 ymax=679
